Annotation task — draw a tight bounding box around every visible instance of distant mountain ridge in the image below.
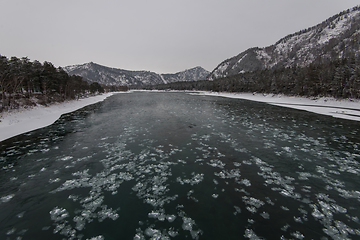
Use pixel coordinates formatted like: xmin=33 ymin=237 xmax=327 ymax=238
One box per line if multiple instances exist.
xmin=207 ymin=5 xmax=360 ymax=80
xmin=64 ymin=62 xmax=209 ymax=86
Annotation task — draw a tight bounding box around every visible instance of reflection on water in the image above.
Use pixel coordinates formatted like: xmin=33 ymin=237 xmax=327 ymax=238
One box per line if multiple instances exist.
xmin=1 ymin=92 xmax=360 ymax=240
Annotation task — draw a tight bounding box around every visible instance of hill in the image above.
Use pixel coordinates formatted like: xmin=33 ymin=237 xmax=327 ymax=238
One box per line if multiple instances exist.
xmin=64 ymin=62 xmax=209 ymax=86
xmin=207 ymin=6 xmax=360 ymax=80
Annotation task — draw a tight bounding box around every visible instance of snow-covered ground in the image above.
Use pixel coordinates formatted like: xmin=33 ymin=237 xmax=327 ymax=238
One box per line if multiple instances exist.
xmin=192 ymin=92 xmax=360 ymax=122
xmin=0 ymin=93 xmax=117 ymax=142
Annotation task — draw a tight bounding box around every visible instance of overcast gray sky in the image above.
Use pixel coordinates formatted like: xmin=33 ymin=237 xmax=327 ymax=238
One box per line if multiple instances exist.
xmin=0 ymin=0 xmax=359 ymax=73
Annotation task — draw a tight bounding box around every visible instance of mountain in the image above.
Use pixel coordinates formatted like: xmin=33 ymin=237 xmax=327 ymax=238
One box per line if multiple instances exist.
xmin=63 ymin=62 xmax=209 ymax=86
xmin=161 ymin=66 xmax=209 ymax=84
xmin=207 ymin=5 xmax=360 ymax=80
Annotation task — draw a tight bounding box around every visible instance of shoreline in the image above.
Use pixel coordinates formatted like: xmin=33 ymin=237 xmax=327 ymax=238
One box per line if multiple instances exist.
xmin=192 ymin=91 xmax=360 ymax=122
xmin=1 ymin=90 xmax=360 ymax=142
xmin=0 ymin=92 xmax=117 ymax=142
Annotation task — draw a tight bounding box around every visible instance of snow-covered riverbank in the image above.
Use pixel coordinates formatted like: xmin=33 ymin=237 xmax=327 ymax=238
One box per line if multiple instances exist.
xmin=0 ymin=93 xmax=117 ymax=142
xmin=192 ymin=91 xmax=360 ymax=122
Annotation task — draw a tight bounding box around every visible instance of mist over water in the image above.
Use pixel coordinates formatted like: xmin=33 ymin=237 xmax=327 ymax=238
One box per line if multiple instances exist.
xmin=1 ymin=92 xmax=360 ymax=240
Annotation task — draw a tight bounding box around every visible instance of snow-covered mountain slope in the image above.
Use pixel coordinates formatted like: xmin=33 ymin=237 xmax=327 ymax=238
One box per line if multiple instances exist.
xmin=161 ymin=66 xmax=209 ymax=83
xmin=207 ymin=6 xmax=360 ymax=80
xmin=64 ymin=62 xmax=209 ymax=86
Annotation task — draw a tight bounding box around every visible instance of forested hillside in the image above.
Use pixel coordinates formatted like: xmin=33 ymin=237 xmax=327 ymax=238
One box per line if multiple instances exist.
xmin=64 ymin=62 xmax=209 ymax=86
xmin=0 ymin=55 xmax=121 ymax=112
xmin=147 ymin=6 xmax=360 ymax=99
xmin=144 ymin=55 xmax=360 ymax=99
xmin=207 ymin=6 xmax=360 ymax=80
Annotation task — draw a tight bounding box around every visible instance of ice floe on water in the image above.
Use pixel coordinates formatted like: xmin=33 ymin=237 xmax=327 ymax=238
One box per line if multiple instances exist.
xmin=0 ymin=194 xmax=15 ymax=203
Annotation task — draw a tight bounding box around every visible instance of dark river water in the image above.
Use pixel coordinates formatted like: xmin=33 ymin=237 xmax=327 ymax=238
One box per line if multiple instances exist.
xmin=1 ymin=92 xmax=360 ymax=240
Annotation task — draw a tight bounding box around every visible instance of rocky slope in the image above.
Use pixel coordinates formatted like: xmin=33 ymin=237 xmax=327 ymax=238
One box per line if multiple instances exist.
xmin=207 ymin=6 xmax=360 ymax=80
xmin=64 ymin=62 xmax=209 ymax=86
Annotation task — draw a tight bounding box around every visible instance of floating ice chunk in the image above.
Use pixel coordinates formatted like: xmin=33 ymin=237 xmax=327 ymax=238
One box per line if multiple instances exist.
xmin=290 ymin=231 xmax=305 ymax=239
xmin=168 ymin=228 xmax=178 ymax=237
xmin=49 ymin=178 xmax=61 ymax=183
xmin=233 ymin=206 xmax=241 ymax=215
xmin=281 ymin=206 xmax=289 ymax=211
xmin=283 ymin=147 xmax=292 ymax=153
xmin=148 ymin=211 xmax=161 ymax=219
xmin=144 ymin=227 xmax=161 ymax=237
xmin=240 ymin=179 xmax=251 ymax=187
xmin=176 ymin=173 xmax=204 ymax=186
xmin=265 ymin=197 xmax=275 ymax=206
xmin=212 ymin=194 xmax=219 ymax=199
xmin=145 ymin=198 xmax=156 ymax=205
xmin=311 ymin=207 xmax=325 ymax=219
xmin=233 ymin=162 xmax=241 ymax=167
xmin=316 ymin=166 xmax=326 ymax=174
xmin=132 ymin=182 xmax=144 ymax=192
xmin=148 ymin=209 xmax=166 ymax=221
xmin=1 ymin=194 xmax=15 ymax=203
xmin=86 ymin=235 xmax=104 ymax=240
xmin=167 ymin=215 xmax=176 ymax=222
xmin=182 ymin=216 xmax=202 ymax=239
xmin=83 ymin=196 xmax=104 ymax=212
xmin=6 ymin=228 xmax=16 ymax=235
xmin=323 ymin=225 xmax=340 ymax=239
xmin=244 ymin=229 xmax=264 ymax=239
xmin=50 ymin=207 xmax=69 ymax=222
xmin=73 ymin=215 xmax=86 ymax=231
xmin=17 ymin=211 xmax=25 ymax=218
xmin=208 ymin=159 xmax=225 ymax=168
xmin=301 ymin=185 xmax=311 ymax=192
xmin=260 ymin=212 xmax=270 ymax=219
xmin=246 ymin=206 xmax=258 ymax=214
xmin=347 ymin=214 xmax=360 ymax=224
xmin=281 ymin=224 xmax=290 ymax=232
xmin=97 ymin=205 xmax=119 ymax=222
xmin=133 ymin=232 xmax=145 ymax=240
xmin=242 ymin=196 xmax=265 ymax=209
xmin=60 ymin=156 xmax=73 ymax=161
xmin=215 ymin=169 xmax=241 ymax=179
xmin=242 ymin=160 xmax=252 ymax=165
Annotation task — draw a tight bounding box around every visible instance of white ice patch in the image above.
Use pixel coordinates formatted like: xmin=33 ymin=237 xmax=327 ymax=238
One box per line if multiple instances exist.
xmin=1 ymin=194 xmax=15 ymax=203
xmin=86 ymin=236 xmax=104 ymax=240
xmin=242 ymin=196 xmax=265 ymax=214
xmin=214 ymin=169 xmax=241 ymax=180
xmin=50 ymin=207 xmax=69 ymax=222
xmin=181 ymin=216 xmax=203 ymax=239
xmin=176 ymin=173 xmax=204 ymax=186
xmin=244 ymin=228 xmax=264 ymax=239
xmin=207 ymin=159 xmax=225 ymax=168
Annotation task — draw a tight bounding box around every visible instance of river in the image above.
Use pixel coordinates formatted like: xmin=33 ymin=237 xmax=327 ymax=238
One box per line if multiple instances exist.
xmin=1 ymin=92 xmax=360 ymax=240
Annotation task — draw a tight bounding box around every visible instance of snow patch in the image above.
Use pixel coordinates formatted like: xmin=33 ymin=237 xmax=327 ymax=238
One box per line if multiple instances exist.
xmin=190 ymin=92 xmax=360 ymax=122
xmin=0 ymin=92 xmax=119 ymax=142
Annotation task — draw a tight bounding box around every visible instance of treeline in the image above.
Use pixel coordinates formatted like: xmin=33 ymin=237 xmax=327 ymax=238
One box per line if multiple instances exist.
xmin=0 ymin=55 xmax=127 ymax=112
xmin=144 ymin=55 xmax=360 ymax=99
